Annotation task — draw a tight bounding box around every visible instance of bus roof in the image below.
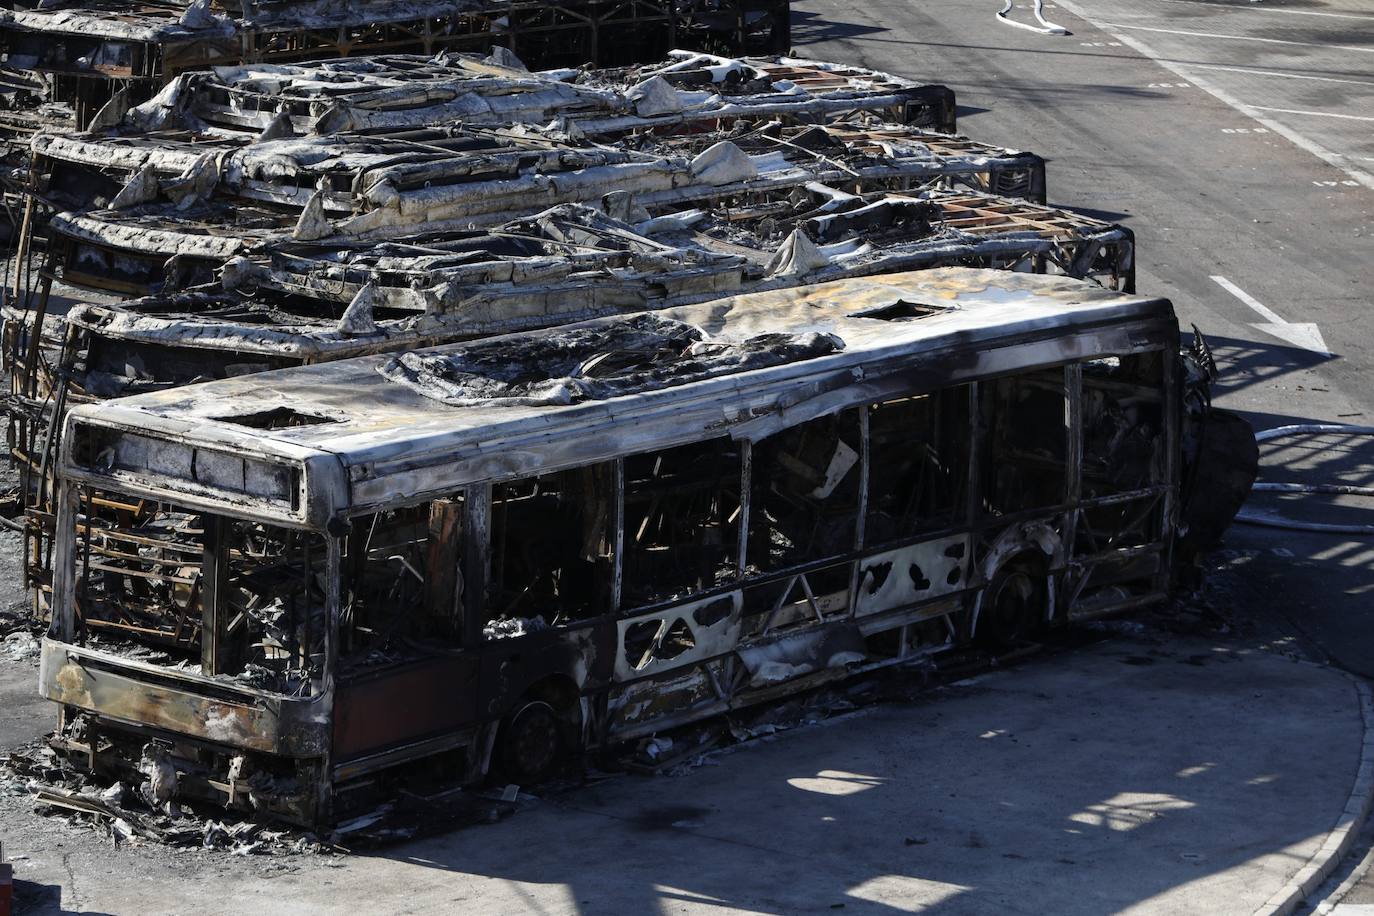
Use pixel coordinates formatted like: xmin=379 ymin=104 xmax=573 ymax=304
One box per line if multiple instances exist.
xmin=63 ymin=267 xmax=1175 ymax=518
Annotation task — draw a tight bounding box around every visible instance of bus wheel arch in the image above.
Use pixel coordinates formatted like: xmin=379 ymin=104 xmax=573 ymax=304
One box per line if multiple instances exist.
xmin=972 ymin=523 xmax=1061 ymax=646
xmin=495 ymin=674 xmax=582 ymax=786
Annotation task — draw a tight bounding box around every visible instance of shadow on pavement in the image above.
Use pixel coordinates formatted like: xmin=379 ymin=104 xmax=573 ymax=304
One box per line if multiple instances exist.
xmin=11 ymin=878 xmax=115 ymax=916
xmin=789 ymin=10 xmax=887 ymax=45
xmin=356 ymin=640 xmax=1355 ymax=913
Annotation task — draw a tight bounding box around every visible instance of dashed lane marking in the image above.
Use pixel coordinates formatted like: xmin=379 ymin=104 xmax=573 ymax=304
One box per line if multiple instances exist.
xmin=1052 ymin=0 xmax=1374 ymax=191
xmin=1185 ymin=64 xmax=1374 ymax=90
xmin=1101 ymin=22 xmax=1374 ymax=55
xmin=1250 ymin=106 xmax=1374 ymax=124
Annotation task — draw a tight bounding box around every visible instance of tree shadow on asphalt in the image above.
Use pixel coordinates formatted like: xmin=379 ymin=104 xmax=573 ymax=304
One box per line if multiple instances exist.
xmin=1191 ymin=330 xmax=1336 ymax=400
xmin=357 ymin=643 xmax=1349 ymax=914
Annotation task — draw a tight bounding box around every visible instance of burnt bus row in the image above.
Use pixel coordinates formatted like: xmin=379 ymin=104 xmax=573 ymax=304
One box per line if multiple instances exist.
xmin=0 ymin=0 xmax=796 ymax=138
xmin=0 ymin=39 xmax=1254 ymax=827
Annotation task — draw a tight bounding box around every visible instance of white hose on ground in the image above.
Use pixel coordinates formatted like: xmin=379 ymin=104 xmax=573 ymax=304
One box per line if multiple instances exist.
xmin=1235 ymin=424 xmax=1374 ymax=535
xmin=996 ymin=0 xmax=1070 ymax=36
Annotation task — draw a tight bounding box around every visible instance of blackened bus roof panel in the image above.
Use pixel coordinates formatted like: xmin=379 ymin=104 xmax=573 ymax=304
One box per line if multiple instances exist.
xmin=65 ymin=267 xmax=1176 ymax=515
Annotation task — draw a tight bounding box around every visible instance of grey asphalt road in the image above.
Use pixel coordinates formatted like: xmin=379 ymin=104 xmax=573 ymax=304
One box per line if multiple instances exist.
xmin=2 ymin=633 xmax=1364 ymax=915
xmin=789 ymin=0 xmax=1374 ymax=904
xmin=792 ymin=0 xmax=1374 ymax=665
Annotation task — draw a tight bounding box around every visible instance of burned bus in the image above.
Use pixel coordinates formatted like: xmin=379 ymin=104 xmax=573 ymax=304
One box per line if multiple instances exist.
xmin=0 ymin=1 xmax=799 ymax=138
xmin=43 ymin=267 xmax=1201 ymax=824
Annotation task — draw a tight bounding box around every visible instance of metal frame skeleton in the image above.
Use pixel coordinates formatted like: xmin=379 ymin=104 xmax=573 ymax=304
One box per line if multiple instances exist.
xmin=6 ymin=113 xmax=1039 ymax=417
xmin=2 ymin=48 xmax=954 ymax=282
xmin=22 ymin=123 xmax=1044 ymax=296
xmin=40 ymin=267 xmax=1186 ymax=824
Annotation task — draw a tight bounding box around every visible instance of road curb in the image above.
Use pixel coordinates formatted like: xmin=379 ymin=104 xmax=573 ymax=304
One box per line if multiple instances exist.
xmin=1253 ymin=674 xmax=1374 ymax=916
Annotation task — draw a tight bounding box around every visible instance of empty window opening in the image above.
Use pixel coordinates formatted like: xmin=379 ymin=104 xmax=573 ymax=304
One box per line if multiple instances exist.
xmin=72 ymin=492 xmax=330 ymax=693
xmin=1079 ymin=351 xmax=1167 ymax=553
xmin=621 ymin=438 xmax=742 ymax=609
xmin=981 ymin=370 xmax=1069 ymax=516
xmin=340 ymin=496 xmax=466 ymax=665
xmin=486 ymin=464 xmax=615 ymax=632
xmin=748 ymin=409 xmax=862 ymax=572
xmin=865 ymin=387 xmax=970 ymax=545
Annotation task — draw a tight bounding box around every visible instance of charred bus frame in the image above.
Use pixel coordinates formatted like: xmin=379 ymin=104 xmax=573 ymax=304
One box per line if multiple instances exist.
xmin=43 ymin=267 xmax=1184 ymax=823
xmin=13 ymin=118 xmax=1041 ymax=333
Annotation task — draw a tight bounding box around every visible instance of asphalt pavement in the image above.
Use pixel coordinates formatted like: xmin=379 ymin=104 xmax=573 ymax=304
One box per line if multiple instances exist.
xmin=2 ymin=631 xmax=1367 ymax=914
xmin=794 ymin=0 xmax=1374 ymax=698
xmin=790 ymin=1 xmax=1374 ymax=904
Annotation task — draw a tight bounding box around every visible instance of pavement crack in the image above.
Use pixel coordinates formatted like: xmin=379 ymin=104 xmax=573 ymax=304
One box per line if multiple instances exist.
xmin=61 ymin=851 xmax=81 ymax=909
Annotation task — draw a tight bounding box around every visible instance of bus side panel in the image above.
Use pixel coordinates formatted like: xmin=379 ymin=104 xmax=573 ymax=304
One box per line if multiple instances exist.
xmin=332 ymin=656 xmax=480 ymax=761
xmin=855 ymin=534 xmax=971 ymax=618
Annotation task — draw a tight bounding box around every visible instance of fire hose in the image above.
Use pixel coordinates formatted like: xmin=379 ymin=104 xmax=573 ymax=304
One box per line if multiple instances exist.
xmin=996 ymin=0 xmax=1070 ymax=36
xmin=1235 ymin=424 xmax=1374 ymax=535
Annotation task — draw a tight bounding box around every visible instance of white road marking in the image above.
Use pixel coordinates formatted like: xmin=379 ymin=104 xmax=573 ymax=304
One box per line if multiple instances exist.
xmin=1143 ymin=0 xmax=1374 ymax=22
xmin=1210 ymin=275 xmax=1331 ymax=356
xmin=1250 ymin=106 xmax=1374 ymax=123
xmin=1052 ymin=0 xmax=1374 ymax=191
xmin=1186 ymin=64 xmax=1374 ymax=90
xmin=1101 ymin=22 xmax=1374 ymax=55
xmin=1210 ymin=276 xmax=1283 ymax=324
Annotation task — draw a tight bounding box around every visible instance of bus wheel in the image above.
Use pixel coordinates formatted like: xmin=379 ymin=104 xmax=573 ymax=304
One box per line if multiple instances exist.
xmin=978 ymin=561 xmax=1048 ymax=649
xmin=498 ymin=699 xmax=565 ymax=786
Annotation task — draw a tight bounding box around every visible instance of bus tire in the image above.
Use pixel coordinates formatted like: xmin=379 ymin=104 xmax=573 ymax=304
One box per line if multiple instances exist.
xmin=977 ymin=558 xmax=1049 ymax=649
xmin=497 ymin=699 xmax=565 ymax=786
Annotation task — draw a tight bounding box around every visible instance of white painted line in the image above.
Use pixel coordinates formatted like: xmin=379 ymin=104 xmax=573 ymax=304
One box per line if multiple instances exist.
xmin=1250 ymin=106 xmax=1374 ymax=124
xmin=1144 ymin=0 xmax=1374 ymax=22
xmin=1101 ymin=22 xmax=1374 ymax=55
xmin=1053 ymin=0 xmax=1374 ymax=191
xmin=1210 ymin=275 xmax=1332 ymax=355
xmin=1211 ymin=275 xmax=1283 ymax=324
xmin=1186 ymin=64 xmax=1374 ymax=90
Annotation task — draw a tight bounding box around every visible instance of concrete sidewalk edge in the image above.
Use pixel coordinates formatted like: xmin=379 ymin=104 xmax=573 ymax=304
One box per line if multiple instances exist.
xmin=1254 ymin=674 xmax=1374 ymax=916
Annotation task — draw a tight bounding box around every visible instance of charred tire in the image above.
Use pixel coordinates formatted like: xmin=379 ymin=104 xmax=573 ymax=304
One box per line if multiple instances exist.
xmin=977 ymin=560 xmax=1050 ymax=649
xmin=497 ymin=700 xmax=565 ymax=786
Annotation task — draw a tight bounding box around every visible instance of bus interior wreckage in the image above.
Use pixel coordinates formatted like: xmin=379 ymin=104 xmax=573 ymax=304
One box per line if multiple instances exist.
xmin=35 ymin=268 xmax=1253 ymax=826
